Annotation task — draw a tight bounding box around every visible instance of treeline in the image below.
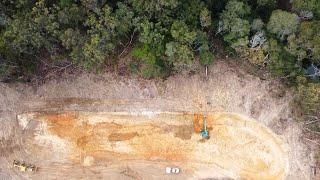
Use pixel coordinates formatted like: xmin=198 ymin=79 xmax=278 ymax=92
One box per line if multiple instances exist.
xmin=0 ymin=1 xmax=319 ymax=118
xmin=0 ymin=0 xmax=218 ymax=78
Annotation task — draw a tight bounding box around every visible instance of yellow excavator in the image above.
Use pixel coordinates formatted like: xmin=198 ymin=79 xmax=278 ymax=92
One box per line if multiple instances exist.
xmin=13 ymin=160 xmax=37 ymax=172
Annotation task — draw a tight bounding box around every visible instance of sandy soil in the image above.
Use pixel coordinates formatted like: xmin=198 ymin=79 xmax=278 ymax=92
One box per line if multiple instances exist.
xmin=0 ymin=60 xmax=315 ymax=179
xmin=16 ymin=111 xmax=289 ymax=179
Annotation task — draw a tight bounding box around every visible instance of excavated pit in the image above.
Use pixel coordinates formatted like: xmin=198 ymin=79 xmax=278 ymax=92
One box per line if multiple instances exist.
xmin=17 ymin=111 xmax=289 ymax=179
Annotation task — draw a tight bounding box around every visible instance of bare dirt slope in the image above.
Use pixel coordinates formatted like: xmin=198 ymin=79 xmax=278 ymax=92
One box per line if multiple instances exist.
xmin=0 ymin=60 xmax=315 ymax=179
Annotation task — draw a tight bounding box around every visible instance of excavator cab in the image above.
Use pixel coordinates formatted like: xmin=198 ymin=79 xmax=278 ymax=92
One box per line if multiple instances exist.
xmin=200 ymin=116 xmax=210 ymax=139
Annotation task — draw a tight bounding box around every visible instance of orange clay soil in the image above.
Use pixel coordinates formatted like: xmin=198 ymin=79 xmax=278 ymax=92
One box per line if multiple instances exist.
xmin=18 ymin=111 xmax=289 ymax=179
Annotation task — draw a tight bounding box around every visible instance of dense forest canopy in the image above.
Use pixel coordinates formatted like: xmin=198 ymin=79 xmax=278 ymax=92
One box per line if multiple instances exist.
xmin=0 ymin=0 xmax=319 ymax=122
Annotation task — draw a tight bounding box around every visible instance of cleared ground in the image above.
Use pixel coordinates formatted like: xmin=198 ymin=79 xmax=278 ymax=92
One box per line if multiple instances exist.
xmin=16 ymin=111 xmax=289 ymax=179
xmin=0 ymin=61 xmax=315 ymax=179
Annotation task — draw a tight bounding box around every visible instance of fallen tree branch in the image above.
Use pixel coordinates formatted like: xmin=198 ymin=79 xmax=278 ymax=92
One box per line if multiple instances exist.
xmin=304 ymin=127 xmax=320 ymax=135
xmin=118 ymin=31 xmax=136 ymax=58
xmin=305 ymin=115 xmax=319 ymax=120
xmin=304 ymin=137 xmax=320 ymax=146
xmin=305 ymin=119 xmax=320 ymax=125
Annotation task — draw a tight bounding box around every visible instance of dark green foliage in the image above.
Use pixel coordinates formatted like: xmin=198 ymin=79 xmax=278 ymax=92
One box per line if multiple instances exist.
xmin=0 ymin=0 xmax=318 ymax=86
xmin=132 ymin=44 xmax=165 ymax=78
xmin=82 ymin=5 xmax=117 ymax=68
xmin=292 ymin=0 xmax=320 ymax=19
xmin=165 ymin=41 xmax=194 ymax=71
xmin=219 ymin=0 xmax=251 ymax=50
xmin=257 ymin=0 xmax=276 ymax=7
xmin=294 ymin=75 xmax=320 ymax=135
xmin=178 ymin=0 xmax=205 ymax=28
xmin=138 ymin=20 xmax=166 ymax=48
xmin=59 ymin=0 xmax=73 ymax=7
xmin=80 ymin=0 xmax=105 ymax=12
xmin=3 ymin=15 xmax=45 ymax=55
xmin=114 ymin=2 xmax=134 ymax=37
xmin=255 ymin=0 xmax=276 ymax=21
xmin=266 ymin=38 xmax=302 ymax=78
xmin=297 ymin=82 xmax=320 ymax=115
xmin=200 ymin=8 xmax=212 ymax=28
xmin=0 ymin=0 xmax=36 ymax=18
xmin=130 ymin=0 xmax=179 ymax=15
xmin=56 ymin=4 xmax=85 ymax=29
xmin=0 ymin=0 xmax=218 ymax=78
xmin=170 ymin=20 xmax=196 ymax=44
xmin=199 ymin=43 xmax=214 ymax=66
xmin=287 ymin=21 xmax=320 ymax=64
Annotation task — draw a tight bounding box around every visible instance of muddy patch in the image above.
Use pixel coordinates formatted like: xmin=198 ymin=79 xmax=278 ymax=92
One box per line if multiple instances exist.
xmin=108 ymin=132 xmax=139 ymax=142
xmin=174 ymin=125 xmax=193 ymax=140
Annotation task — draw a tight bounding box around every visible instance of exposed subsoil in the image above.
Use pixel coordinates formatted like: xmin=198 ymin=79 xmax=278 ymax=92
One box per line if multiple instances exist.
xmin=0 ymin=60 xmax=316 ymax=179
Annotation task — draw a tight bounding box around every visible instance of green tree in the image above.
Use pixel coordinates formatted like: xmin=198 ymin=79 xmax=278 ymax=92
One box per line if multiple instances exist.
xmin=267 ymin=10 xmax=299 ymax=41
xmin=166 ymin=20 xmax=200 ymax=71
xmin=0 ymin=0 xmax=35 ymax=18
xmin=292 ymin=0 xmax=320 ymax=18
xmin=130 ymin=0 xmax=178 ymax=17
xmin=200 ymin=8 xmax=212 ymax=28
xmin=133 ymin=19 xmax=167 ymax=77
xmin=257 ymin=0 xmax=276 ymax=7
xmin=56 ymin=4 xmax=85 ymax=29
xmin=193 ymin=31 xmax=214 ymax=66
xmin=199 ymin=43 xmax=214 ymax=66
xmin=178 ymin=0 xmax=205 ymax=28
xmin=3 ymin=15 xmax=44 ymax=55
xmin=138 ymin=20 xmax=166 ymax=47
xmin=219 ymin=0 xmax=251 ymax=45
xmin=170 ymin=20 xmax=196 ymax=44
xmin=266 ymin=38 xmax=301 ymax=78
xmin=80 ymin=0 xmax=105 ymax=12
xmin=114 ymin=2 xmax=135 ymax=37
xmin=137 ymin=20 xmax=167 ymax=61
xmin=297 ymin=82 xmax=320 ymax=115
xmin=165 ymin=42 xmax=194 ymax=71
xmin=83 ymin=4 xmax=118 ymax=69
xmin=3 ymin=0 xmax=58 ymax=56
xmin=132 ymin=44 xmax=164 ymax=78
xmin=286 ymin=21 xmax=320 ymax=64
xmin=59 ymin=28 xmax=86 ymax=62
xmin=59 ymin=0 xmax=73 ymax=7
xmin=251 ymin=18 xmax=264 ymax=32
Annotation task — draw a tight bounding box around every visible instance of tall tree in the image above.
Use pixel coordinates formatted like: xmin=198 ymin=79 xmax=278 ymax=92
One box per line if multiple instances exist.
xmin=286 ymin=21 xmax=320 ymax=64
xmin=219 ymin=0 xmax=251 ymax=44
xmin=267 ymin=10 xmax=299 ymax=41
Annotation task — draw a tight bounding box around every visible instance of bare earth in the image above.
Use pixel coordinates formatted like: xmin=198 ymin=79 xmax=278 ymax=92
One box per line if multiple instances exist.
xmin=0 ymin=60 xmax=315 ymax=179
